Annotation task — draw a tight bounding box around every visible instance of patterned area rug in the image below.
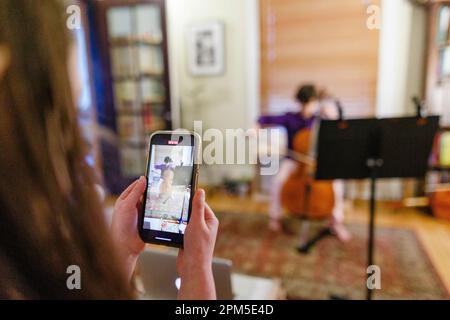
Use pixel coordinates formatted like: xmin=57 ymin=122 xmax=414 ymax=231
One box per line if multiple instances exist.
xmin=214 ymin=212 xmax=449 ymax=300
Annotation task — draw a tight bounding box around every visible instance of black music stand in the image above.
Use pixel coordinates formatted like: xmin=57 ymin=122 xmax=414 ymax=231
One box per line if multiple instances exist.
xmin=315 ymin=115 xmax=439 ymax=300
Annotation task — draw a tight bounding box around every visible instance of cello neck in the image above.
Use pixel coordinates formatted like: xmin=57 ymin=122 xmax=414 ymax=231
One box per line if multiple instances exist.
xmin=335 ymin=99 xmax=344 ymax=122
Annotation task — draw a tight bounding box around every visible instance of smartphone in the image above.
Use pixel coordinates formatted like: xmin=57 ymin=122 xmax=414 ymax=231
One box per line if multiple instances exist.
xmin=138 ymin=131 xmax=200 ymax=248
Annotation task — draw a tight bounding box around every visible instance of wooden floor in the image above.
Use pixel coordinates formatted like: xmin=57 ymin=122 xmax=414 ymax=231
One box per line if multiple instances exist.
xmin=207 ymin=192 xmax=450 ymax=294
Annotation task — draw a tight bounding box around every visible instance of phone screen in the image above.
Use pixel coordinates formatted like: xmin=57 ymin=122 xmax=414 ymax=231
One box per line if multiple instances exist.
xmin=142 ymin=136 xmax=195 ymax=238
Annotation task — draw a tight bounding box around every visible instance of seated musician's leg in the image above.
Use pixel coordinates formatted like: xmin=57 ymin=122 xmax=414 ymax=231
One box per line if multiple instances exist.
xmin=329 ymin=179 xmax=351 ymax=242
xmin=269 ymin=158 xmax=297 ymax=232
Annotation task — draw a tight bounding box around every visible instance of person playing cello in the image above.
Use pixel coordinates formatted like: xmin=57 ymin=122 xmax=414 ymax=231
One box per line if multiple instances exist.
xmin=258 ymin=84 xmax=350 ymax=242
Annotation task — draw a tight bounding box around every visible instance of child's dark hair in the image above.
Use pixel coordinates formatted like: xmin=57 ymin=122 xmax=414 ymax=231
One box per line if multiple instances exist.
xmin=295 ymin=85 xmax=318 ymax=104
xmin=164 ymin=156 xmax=173 ymax=163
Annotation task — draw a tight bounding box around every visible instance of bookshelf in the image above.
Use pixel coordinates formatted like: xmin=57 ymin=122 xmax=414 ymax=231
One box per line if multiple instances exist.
xmin=431 ymin=127 xmax=450 ymax=170
xmin=423 ymin=2 xmax=450 ymax=200
xmin=87 ymin=0 xmax=171 ymax=194
xmin=427 ymin=128 xmax=450 ymax=207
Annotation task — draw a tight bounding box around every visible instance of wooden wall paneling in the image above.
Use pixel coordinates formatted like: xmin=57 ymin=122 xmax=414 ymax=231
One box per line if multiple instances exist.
xmin=260 ymin=0 xmax=380 ymax=117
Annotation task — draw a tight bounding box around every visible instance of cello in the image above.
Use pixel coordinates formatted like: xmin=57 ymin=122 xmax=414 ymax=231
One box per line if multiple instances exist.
xmin=280 ymin=100 xmax=345 ymax=219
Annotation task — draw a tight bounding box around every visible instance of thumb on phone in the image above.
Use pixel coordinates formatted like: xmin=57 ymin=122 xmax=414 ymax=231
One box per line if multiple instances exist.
xmin=128 ymin=176 xmax=147 ymax=205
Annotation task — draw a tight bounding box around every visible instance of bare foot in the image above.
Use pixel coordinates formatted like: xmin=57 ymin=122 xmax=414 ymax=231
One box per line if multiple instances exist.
xmin=269 ymin=219 xmax=282 ymax=233
xmin=330 ymin=223 xmax=351 ymax=242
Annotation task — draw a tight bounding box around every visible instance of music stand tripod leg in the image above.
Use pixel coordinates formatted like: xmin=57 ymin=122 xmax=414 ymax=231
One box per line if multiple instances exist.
xmin=366 ymin=158 xmax=382 ymax=300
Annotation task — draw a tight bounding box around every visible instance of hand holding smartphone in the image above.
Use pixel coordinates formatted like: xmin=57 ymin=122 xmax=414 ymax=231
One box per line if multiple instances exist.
xmin=138 ymin=131 xmax=200 ymax=248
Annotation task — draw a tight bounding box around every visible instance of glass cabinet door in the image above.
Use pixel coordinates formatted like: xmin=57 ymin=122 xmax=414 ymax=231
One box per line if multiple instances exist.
xmin=106 ymin=3 xmax=167 ymax=178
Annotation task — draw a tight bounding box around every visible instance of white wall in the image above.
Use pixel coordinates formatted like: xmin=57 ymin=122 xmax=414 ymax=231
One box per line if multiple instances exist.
xmin=376 ymin=0 xmax=427 ymax=117
xmin=167 ymin=0 xmax=260 ymax=185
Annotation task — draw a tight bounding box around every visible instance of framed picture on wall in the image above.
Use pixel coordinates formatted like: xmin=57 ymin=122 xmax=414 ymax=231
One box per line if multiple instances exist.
xmin=187 ymin=22 xmax=225 ymax=76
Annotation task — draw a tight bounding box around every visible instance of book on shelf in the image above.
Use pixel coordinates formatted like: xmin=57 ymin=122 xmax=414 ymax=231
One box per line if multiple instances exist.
xmin=111 ymin=46 xmax=163 ymax=79
xmin=140 ymin=78 xmax=165 ymax=103
xmin=149 ymin=117 xmax=166 ymax=132
xmin=114 ymin=80 xmax=139 ymax=112
xmin=137 ymin=45 xmax=164 ymax=75
xmin=119 ymin=144 xmax=146 ymax=178
xmin=110 ymin=46 xmax=138 ymax=78
xmin=109 ymin=35 xmax=162 ymax=46
xmin=142 ymin=103 xmax=166 ymax=135
xmin=441 ymin=132 xmax=450 ymax=167
xmin=117 ymin=114 xmax=144 ymax=143
xmin=154 ymin=103 xmax=166 ymax=118
xmin=142 ymin=104 xmax=152 ymax=133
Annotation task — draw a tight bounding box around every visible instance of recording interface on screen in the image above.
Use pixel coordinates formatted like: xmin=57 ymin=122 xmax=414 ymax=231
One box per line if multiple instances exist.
xmin=143 ymin=144 xmax=194 ymax=234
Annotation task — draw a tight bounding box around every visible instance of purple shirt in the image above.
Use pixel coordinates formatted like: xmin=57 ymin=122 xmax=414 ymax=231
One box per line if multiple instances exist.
xmin=258 ymin=112 xmax=316 ymax=154
xmin=154 ymin=163 xmax=175 ymax=174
